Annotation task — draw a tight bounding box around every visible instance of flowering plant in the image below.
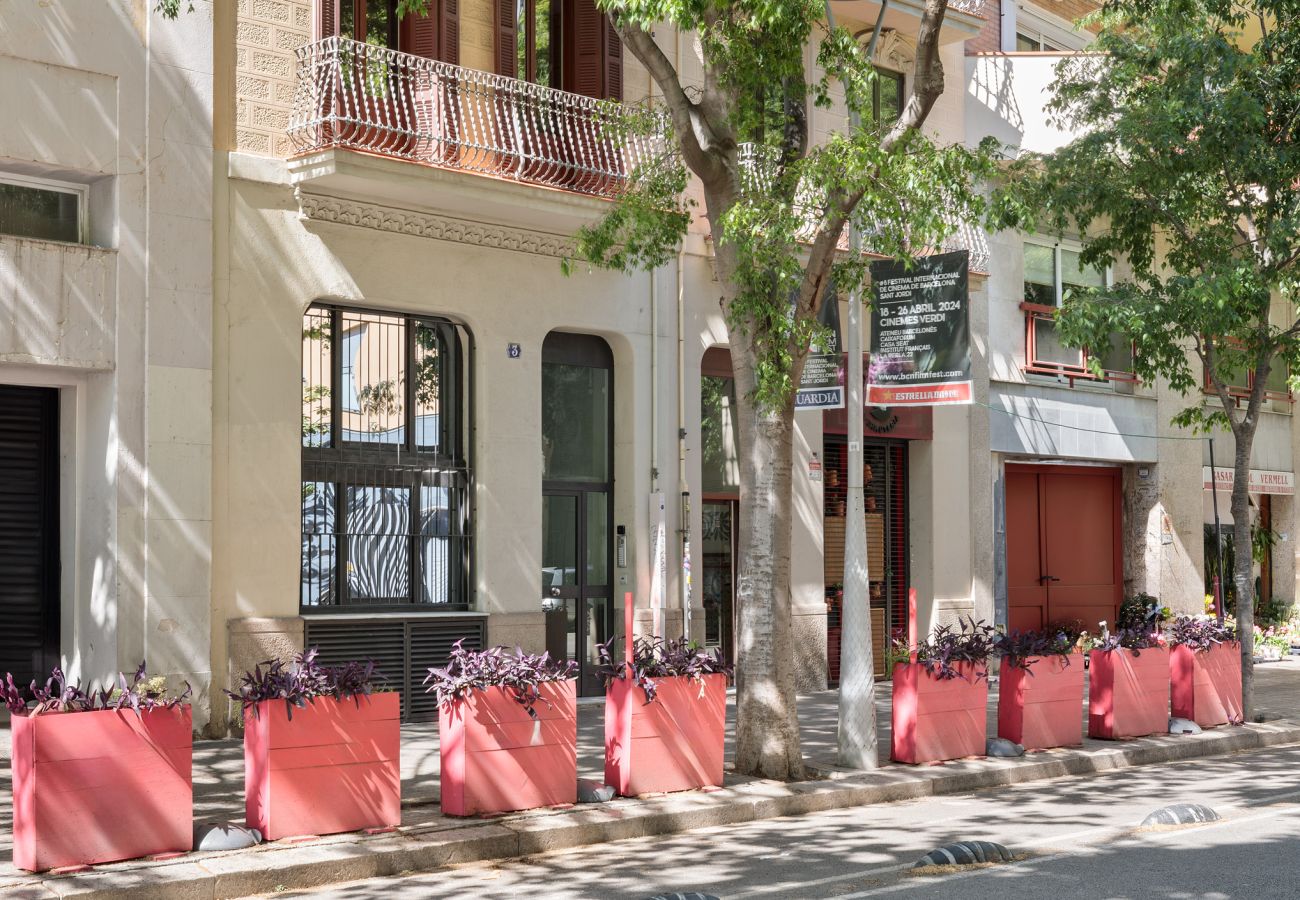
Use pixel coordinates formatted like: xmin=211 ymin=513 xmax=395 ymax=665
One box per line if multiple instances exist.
xmin=1166 ymin=615 xmax=1236 ymax=651
xmin=995 ymin=620 xmax=1085 ymax=671
xmin=597 ymin=635 xmax=732 ymax=703
xmin=3 ymin=663 xmax=191 ymax=717
xmin=424 ymin=640 xmax=576 ymax=717
xmin=1086 ymin=623 xmax=1164 ymax=655
xmin=1255 ymin=625 xmax=1291 ymax=659
xmin=891 ymin=617 xmax=997 ymax=681
xmin=227 ymin=648 xmax=385 ymax=720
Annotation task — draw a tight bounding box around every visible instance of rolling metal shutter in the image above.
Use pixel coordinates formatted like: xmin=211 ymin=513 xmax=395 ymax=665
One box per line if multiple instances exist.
xmin=0 ymin=385 xmax=60 ymax=688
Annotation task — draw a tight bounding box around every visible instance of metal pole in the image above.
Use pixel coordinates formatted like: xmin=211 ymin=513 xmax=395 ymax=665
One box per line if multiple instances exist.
xmin=826 ymin=0 xmax=880 ymax=770
xmin=1209 ymin=437 xmax=1226 ymax=623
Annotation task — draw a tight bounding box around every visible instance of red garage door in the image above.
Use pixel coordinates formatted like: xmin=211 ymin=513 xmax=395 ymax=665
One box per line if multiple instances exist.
xmin=1006 ymin=464 xmax=1121 ymax=633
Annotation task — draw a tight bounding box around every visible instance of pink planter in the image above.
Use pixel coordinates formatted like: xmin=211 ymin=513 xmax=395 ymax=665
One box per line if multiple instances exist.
xmin=998 ymin=654 xmax=1084 ymax=750
xmin=605 ymin=673 xmax=727 ymax=796
xmin=1170 ymin=641 xmax=1243 ymax=727
xmin=12 ymin=706 xmax=193 ymax=872
xmin=1088 ymin=646 xmax=1170 ymax=739
xmin=244 ymin=693 xmax=400 ymax=840
xmin=439 ymin=680 xmax=577 ymax=816
xmin=891 ymin=661 xmax=987 ymax=764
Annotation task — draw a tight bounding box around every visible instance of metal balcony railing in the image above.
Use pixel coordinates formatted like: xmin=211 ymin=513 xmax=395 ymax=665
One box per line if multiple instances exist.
xmin=288 ymin=37 xmax=666 ymax=199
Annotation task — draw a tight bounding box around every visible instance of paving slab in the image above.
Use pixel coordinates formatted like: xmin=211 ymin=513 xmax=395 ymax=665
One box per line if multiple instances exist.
xmin=0 ymin=658 xmax=1296 ymax=899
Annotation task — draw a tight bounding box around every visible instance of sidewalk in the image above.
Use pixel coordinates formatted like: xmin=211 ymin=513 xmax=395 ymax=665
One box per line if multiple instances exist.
xmin=3 ymin=659 xmax=1299 ymax=899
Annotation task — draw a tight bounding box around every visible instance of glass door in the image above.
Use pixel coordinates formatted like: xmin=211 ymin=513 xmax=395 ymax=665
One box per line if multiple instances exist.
xmin=542 ymin=332 xmax=614 ymax=695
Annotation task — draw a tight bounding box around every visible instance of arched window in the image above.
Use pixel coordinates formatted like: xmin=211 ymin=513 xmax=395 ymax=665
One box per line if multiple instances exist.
xmin=300 ymin=304 xmax=470 ymax=610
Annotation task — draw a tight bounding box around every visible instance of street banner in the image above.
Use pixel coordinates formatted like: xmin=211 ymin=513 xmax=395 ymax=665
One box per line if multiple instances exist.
xmin=796 ymin=278 xmax=845 ymax=410
xmin=868 ymin=251 xmax=972 ymax=406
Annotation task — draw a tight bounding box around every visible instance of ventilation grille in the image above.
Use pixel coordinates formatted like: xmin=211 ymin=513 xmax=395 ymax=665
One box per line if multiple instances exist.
xmin=306 ymin=616 xmax=485 ymax=721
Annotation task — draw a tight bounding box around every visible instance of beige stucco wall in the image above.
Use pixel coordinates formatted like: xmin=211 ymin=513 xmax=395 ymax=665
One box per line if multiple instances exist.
xmin=0 ymin=1 xmax=215 ymax=719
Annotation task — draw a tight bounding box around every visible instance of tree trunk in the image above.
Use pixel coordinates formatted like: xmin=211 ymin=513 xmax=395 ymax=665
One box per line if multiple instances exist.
xmin=729 ymin=333 xmax=805 ymax=780
xmin=1230 ymin=423 xmax=1257 ymax=719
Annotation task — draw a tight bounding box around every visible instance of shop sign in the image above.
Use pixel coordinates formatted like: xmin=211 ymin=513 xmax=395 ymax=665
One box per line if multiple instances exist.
xmin=867 ymin=250 xmax=971 ymax=406
xmin=796 ymin=278 xmax=846 ymax=410
xmin=1202 ymin=466 xmax=1295 ymax=495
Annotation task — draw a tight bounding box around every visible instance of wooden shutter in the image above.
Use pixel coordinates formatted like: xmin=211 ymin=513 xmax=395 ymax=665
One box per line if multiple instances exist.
xmin=400 ymin=0 xmax=456 ymax=63
xmin=495 ymin=0 xmax=517 ymax=78
xmin=603 ymin=15 xmax=622 ymax=101
xmin=440 ymin=0 xmax=460 ymax=64
xmin=402 ymin=5 xmax=439 ymax=59
xmin=570 ymin=0 xmax=604 ymax=98
xmin=567 ymin=0 xmax=622 ymax=99
xmin=316 ymin=0 xmax=339 ymax=41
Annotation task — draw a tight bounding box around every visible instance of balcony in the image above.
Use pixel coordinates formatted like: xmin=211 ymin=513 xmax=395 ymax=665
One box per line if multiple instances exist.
xmin=288 ymin=37 xmax=665 ymax=201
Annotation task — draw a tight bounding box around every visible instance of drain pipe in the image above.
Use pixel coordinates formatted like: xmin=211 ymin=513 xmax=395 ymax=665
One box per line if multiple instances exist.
xmin=673 ymin=25 xmax=693 ymax=644
xmin=677 ymin=249 xmax=691 ymax=643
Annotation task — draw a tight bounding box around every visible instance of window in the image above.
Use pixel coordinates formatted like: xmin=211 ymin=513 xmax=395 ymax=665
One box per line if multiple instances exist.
xmin=301 ymin=304 xmax=471 ymax=611
xmin=872 ymin=69 xmax=905 ymax=127
xmin=1015 ymin=31 xmax=1062 ymax=51
xmin=0 ymin=174 xmax=85 ymax=243
xmin=1022 ymin=239 xmax=1105 ymax=307
xmin=1021 ymin=239 xmax=1133 ymax=382
xmin=339 ymin=0 xmax=398 ymax=49
xmin=318 ymin=0 xmax=457 ymax=62
xmin=1203 ymin=339 xmax=1292 ymax=404
xmin=497 ymin=0 xmax=621 ymax=100
xmin=515 ymin=0 xmax=560 ymax=87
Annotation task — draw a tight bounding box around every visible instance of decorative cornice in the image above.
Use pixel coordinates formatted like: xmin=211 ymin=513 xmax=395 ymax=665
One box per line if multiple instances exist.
xmin=295 ymin=191 xmax=577 ymax=259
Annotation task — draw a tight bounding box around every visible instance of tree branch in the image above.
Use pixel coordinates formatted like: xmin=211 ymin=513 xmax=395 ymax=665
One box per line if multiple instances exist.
xmin=619 ymin=24 xmax=728 ymax=185
xmin=880 ymin=0 xmax=948 ymax=152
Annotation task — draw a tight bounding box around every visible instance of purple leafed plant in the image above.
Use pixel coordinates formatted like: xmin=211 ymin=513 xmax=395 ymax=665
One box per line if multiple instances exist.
xmin=3 ymin=663 xmax=191 ymax=717
xmin=1089 ymin=626 xmax=1164 ymax=655
xmin=893 ymin=617 xmax=997 ymax=681
xmin=995 ymin=620 xmax=1084 ymax=672
xmin=597 ymin=636 xmax=733 ymax=703
xmin=227 ymin=648 xmax=386 ymax=720
xmin=424 ymin=640 xmax=577 ymax=717
xmin=1166 ymin=615 xmax=1236 ymax=652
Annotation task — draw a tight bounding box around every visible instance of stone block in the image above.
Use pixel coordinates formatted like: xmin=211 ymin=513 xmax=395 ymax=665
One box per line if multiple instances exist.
xmin=251 ymin=50 xmax=292 ymax=78
xmin=237 ymin=20 xmax=271 ymax=46
xmin=237 ymin=74 xmax=271 ymax=101
xmin=275 ymin=27 xmax=310 ymax=51
xmin=252 ymin=0 xmax=292 ymax=23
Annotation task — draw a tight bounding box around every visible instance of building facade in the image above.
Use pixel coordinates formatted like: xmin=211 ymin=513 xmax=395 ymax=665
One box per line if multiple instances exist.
xmin=1 ymin=0 xmax=1292 ymax=733
xmin=0 ymin=1 xmax=215 ymax=711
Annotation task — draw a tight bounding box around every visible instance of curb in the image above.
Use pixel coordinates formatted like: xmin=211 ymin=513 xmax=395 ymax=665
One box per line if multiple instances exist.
xmin=11 ymin=719 xmax=1300 ymax=899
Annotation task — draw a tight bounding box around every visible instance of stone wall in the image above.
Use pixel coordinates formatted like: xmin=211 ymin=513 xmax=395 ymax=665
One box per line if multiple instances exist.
xmin=234 ymin=0 xmax=311 ymax=157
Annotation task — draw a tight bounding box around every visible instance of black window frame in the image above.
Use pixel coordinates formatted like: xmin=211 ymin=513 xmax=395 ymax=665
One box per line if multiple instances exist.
xmin=301 ymin=302 xmax=473 ymax=614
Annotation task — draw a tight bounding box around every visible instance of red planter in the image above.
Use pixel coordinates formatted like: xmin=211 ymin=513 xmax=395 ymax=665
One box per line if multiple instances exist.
xmin=1088 ymin=646 xmax=1170 ymax=739
xmin=244 ymin=693 xmax=400 ymax=840
xmin=605 ymin=673 xmax=727 ymax=796
xmin=997 ymin=653 xmax=1084 ymax=750
xmin=1170 ymin=641 xmax=1243 ymax=727
xmin=891 ymin=661 xmax=988 ymax=764
xmin=439 ymin=680 xmax=577 ymax=816
xmin=12 ymin=706 xmax=193 ymax=872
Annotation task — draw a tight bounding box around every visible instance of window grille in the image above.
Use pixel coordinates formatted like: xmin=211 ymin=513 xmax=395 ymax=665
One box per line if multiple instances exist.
xmin=301 ymin=303 xmax=471 ymax=612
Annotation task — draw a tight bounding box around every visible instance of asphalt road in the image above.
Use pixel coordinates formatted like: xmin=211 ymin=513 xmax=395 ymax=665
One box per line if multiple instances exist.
xmin=266 ymin=742 xmax=1300 ymax=900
